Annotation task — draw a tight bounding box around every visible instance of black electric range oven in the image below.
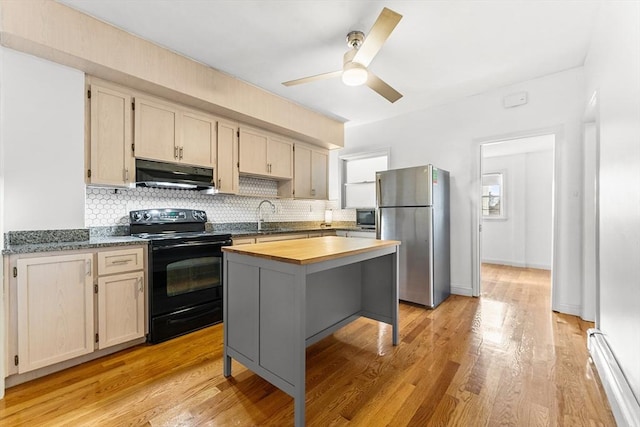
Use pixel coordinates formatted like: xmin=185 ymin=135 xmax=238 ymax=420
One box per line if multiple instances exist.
xmin=130 ymin=208 xmax=232 ymax=343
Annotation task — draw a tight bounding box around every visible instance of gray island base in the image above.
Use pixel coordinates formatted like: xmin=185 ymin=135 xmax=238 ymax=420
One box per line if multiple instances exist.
xmin=222 ymin=236 xmax=400 ymax=426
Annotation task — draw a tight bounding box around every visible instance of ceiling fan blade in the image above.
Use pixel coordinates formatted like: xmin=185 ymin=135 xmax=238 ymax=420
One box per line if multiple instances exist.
xmin=366 ymin=72 xmax=403 ymax=103
xmin=353 ymin=8 xmax=402 ymax=67
xmin=282 ymin=70 xmax=342 ymax=86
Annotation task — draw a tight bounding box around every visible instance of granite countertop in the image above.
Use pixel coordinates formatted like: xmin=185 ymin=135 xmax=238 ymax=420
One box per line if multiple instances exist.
xmin=2 ymin=223 xmax=374 ymax=255
xmin=3 ymin=229 xmax=147 ymax=255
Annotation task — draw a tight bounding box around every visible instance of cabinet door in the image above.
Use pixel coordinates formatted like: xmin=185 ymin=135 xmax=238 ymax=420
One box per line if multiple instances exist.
xmin=134 ymin=96 xmax=179 ymax=163
xmin=239 ymin=128 xmax=268 ymax=175
xmin=17 ymin=254 xmax=94 ymax=373
xmin=98 ymin=271 xmax=145 ymax=349
xmin=217 ymin=120 xmax=239 ymax=194
xmin=311 ymin=149 xmax=328 ymax=200
xmin=294 ymin=144 xmax=312 ymax=198
xmin=181 ymin=111 xmax=216 ymax=167
xmin=89 ymin=84 xmax=132 ymax=186
xmin=268 ymin=136 xmax=293 ymax=179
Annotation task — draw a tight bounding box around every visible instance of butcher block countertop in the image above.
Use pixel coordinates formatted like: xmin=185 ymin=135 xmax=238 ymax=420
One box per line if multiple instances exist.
xmin=222 ymin=236 xmax=400 ymax=265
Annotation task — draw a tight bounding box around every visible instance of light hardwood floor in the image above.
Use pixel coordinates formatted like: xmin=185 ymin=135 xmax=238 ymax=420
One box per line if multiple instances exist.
xmin=0 ymin=264 xmax=615 ymax=426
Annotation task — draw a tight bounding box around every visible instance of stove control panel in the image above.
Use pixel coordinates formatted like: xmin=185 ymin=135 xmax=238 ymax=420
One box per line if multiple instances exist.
xmin=129 ymin=208 xmax=207 ymax=224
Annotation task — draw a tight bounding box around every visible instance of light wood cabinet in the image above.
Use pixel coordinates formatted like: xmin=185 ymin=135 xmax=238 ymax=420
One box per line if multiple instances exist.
xmin=239 ymin=127 xmax=293 ymax=180
xmin=16 ymin=253 xmax=95 ymax=373
xmin=255 ymin=233 xmax=308 ymax=243
xmin=294 ymin=143 xmax=329 ymax=200
xmin=86 ymin=79 xmax=334 ymax=199
xmin=232 ymin=237 xmax=256 ymax=245
xmin=97 ymin=248 xmax=145 ymax=349
xmin=336 ymin=230 xmax=376 ymax=239
xmin=6 ymin=246 xmax=147 ymax=380
xmin=217 ymin=120 xmax=239 ymax=194
xmin=181 ymin=110 xmax=217 ymax=168
xmin=268 ymin=135 xmax=294 ymax=179
xmin=88 ymin=84 xmax=133 ymax=187
xmin=134 ymin=96 xmax=216 ymax=168
xmin=134 ymin=96 xmax=179 ymax=164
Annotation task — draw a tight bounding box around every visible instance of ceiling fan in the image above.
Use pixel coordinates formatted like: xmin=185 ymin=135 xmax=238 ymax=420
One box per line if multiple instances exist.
xmin=282 ymin=7 xmax=403 ymax=103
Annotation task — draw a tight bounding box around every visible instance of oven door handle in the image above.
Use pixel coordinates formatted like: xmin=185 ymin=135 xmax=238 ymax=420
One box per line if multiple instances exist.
xmin=151 ymin=241 xmax=230 ymax=251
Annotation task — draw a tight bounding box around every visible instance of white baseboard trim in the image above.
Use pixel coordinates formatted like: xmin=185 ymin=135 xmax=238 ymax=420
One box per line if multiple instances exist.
xmin=588 ymin=329 xmax=640 ymax=427
xmin=451 ymin=284 xmax=473 ymax=297
xmin=481 ymin=259 xmax=551 ymax=270
xmin=553 ymin=302 xmax=581 ymax=316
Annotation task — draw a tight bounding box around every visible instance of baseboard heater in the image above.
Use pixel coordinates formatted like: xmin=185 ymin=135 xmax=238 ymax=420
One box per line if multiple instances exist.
xmin=587 ymin=328 xmax=640 ymax=426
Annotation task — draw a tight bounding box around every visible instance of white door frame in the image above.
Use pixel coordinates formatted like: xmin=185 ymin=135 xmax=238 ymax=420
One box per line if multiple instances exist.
xmin=583 ymin=90 xmax=600 ymax=326
xmin=471 ymin=126 xmax=560 ymax=311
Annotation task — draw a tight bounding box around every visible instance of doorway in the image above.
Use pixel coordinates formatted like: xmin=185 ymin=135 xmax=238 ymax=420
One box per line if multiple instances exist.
xmin=475 ymin=133 xmax=556 ymax=303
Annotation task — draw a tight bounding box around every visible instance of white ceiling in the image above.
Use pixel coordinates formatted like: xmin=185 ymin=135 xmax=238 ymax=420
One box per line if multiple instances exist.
xmin=58 ymin=0 xmax=600 ymax=127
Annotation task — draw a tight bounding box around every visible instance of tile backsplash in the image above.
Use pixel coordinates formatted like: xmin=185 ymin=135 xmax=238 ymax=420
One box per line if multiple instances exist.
xmin=86 ymin=176 xmax=354 ymax=227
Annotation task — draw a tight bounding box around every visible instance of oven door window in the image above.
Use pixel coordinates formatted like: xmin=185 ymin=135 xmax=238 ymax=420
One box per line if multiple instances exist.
xmin=151 ymin=242 xmax=224 ymax=316
xmin=167 ymin=257 xmax=220 ymax=296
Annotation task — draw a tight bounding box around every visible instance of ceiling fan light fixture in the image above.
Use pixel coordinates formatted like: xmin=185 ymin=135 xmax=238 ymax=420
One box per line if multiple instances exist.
xmin=342 ymin=62 xmax=368 ymax=86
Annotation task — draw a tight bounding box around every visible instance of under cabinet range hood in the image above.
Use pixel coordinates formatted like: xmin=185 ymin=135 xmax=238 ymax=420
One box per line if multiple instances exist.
xmin=135 ymin=159 xmax=217 ymax=193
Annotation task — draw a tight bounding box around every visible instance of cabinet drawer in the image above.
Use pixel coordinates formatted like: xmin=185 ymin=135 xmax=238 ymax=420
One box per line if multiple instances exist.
xmin=98 ymin=247 xmax=144 ymax=275
xmin=255 ymin=233 xmax=307 ymax=243
xmin=232 ymin=237 xmax=256 ymax=246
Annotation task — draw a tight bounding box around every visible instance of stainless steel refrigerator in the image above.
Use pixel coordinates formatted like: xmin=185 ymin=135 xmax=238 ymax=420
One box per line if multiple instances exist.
xmin=376 ymin=165 xmax=450 ymax=307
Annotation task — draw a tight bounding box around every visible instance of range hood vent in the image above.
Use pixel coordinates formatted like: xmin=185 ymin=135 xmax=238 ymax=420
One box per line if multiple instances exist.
xmin=135 ymin=159 xmax=216 ymax=193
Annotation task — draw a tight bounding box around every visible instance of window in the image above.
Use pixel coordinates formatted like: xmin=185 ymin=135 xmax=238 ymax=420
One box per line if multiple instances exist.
xmin=482 ymin=172 xmax=504 ymax=218
xmin=340 ymin=151 xmax=389 ymax=208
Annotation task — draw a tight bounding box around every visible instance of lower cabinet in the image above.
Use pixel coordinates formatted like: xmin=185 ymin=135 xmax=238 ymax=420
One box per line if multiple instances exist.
xmin=255 ymin=233 xmax=308 ymax=243
xmin=335 ymin=230 xmax=376 ymax=239
xmin=232 ymin=230 xmax=337 ymax=245
xmin=6 ymin=246 xmax=147 ymax=377
xmin=97 ymin=269 xmax=145 ymax=349
xmin=16 ymin=253 xmax=95 ymax=373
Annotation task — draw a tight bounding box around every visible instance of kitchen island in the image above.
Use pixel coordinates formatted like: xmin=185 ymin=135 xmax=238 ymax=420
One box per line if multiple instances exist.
xmin=222 ymin=236 xmax=400 ymax=427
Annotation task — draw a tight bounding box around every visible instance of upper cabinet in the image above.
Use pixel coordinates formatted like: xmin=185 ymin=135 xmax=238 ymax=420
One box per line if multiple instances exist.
xmin=217 ymin=120 xmax=239 ymax=194
xmin=133 ymin=96 xmax=179 ymax=164
xmin=86 ymin=78 xmax=330 ymax=197
xmin=294 ymin=143 xmax=329 ymax=200
xmin=87 ymin=84 xmax=133 ymax=187
xmin=180 ymin=110 xmax=217 ymax=168
xmin=239 ymin=127 xmax=293 ymax=180
xmin=134 ymin=96 xmax=216 ymax=169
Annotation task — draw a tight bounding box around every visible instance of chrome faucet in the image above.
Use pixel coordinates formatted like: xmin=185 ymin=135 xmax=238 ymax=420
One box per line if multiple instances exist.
xmin=257 ymin=200 xmax=276 ymax=231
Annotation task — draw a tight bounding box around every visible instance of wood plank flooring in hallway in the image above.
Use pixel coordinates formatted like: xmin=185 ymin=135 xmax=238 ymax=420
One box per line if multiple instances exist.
xmin=0 ymin=263 xmax=615 ymax=426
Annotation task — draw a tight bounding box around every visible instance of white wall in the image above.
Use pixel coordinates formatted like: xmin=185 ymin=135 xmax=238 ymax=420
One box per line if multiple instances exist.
xmin=482 ymin=153 xmax=526 ymax=266
xmin=337 ymin=67 xmax=585 ymax=311
xmin=584 ymin=0 xmax=640 ymax=404
xmin=481 ymin=149 xmax=553 ymax=269
xmin=1 ymin=48 xmax=85 ymax=230
xmin=524 ymin=150 xmax=553 ymax=269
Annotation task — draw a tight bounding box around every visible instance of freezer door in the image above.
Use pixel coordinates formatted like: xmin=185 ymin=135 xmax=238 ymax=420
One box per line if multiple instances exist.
xmin=380 ymin=206 xmax=433 ymax=306
xmin=376 ymin=165 xmax=432 ymax=207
